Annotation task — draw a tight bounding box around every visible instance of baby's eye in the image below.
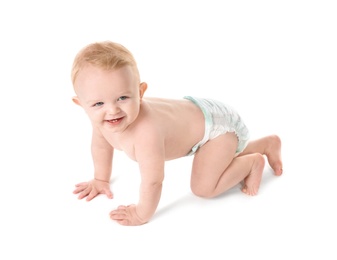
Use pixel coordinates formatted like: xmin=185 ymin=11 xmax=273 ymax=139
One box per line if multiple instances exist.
xmin=93 ymin=102 xmax=104 ymax=107
xmin=117 ymin=96 xmax=128 ymax=101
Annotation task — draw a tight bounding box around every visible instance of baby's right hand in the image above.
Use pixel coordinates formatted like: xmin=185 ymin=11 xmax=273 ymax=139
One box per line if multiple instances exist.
xmin=73 ymin=179 xmax=113 ymax=201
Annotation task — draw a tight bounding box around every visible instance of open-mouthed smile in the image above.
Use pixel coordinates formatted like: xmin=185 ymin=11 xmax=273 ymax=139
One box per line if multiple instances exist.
xmin=106 ymin=117 xmax=124 ymax=125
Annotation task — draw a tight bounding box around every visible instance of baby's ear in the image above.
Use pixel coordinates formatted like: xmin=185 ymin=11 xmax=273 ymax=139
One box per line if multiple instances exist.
xmin=72 ymin=96 xmax=81 ymax=106
xmin=139 ymin=82 xmax=148 ymax=98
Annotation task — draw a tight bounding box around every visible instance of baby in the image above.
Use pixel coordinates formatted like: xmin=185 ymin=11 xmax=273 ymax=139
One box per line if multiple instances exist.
xmin=71 ymin=41 xmax=283 ymax=226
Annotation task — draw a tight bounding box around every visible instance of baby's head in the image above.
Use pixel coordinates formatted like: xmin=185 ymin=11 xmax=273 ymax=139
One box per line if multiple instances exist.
xmin=71 ymin=41 xmax=140 ymax=88
xmin=71 ymin=41 xmax=147 ymax=131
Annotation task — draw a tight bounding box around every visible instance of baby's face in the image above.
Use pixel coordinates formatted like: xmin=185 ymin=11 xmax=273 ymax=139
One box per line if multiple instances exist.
xmin=73 ymin=65 xmax=144 ymax=133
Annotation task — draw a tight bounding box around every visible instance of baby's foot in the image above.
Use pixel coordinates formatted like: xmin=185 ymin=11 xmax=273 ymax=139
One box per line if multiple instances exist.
xmin=264 ymin=135 xmax=283 ymax=176
xmin=241 ymin=154 xmax=265 ymax=196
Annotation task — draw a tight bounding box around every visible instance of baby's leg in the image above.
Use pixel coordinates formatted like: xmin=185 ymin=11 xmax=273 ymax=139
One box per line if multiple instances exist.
xmin=239 ymin=135 xmax=283 ymax=176
xmin=190 ymin=132 xmax=265 ymax=198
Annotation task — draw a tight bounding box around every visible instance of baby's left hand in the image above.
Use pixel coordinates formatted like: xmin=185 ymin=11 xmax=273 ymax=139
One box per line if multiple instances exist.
xmin=110 ymin=204 xmax=147 ymax=226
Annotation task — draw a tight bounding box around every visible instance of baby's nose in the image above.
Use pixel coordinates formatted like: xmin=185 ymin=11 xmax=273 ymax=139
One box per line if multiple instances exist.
xmin=107 ymin=104 xmax=120 ymax=115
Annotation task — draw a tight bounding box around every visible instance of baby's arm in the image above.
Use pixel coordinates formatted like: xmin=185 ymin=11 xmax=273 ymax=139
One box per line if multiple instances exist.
xmin=73 ymin=128 xmax=113 ymax=201
xmin=91 ymin=130 xmax=113 ymax=183
xmin=136 ymin=154 xmax=165 ymax=221
xmin=110 ymin=135 xmax=165 ymax=225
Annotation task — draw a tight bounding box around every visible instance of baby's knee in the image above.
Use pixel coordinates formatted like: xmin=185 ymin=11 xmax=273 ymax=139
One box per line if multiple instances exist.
xmin=190 ymin=183 xmax=214 ymax=198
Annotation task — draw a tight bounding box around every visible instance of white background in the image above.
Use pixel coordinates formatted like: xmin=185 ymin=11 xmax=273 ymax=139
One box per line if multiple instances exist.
xmin=0 ymin=1 xmax=336 ymax=259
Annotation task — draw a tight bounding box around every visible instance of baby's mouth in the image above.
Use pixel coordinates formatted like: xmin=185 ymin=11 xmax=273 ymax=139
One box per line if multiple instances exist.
xmin=106 ymin=117 xmax=123 ymax=123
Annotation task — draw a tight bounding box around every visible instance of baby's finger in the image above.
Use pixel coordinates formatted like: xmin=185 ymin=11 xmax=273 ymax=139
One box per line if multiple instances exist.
xmin=74 ymin=182 xmax=88 ymax=187
xmin=73 ymin=185 xmax=87 ymax=194
xmin=86 ymin=190 xmax=98 ymax=201
xmin=77 ymin=188 xmax=91 ymax=200
xmin=105 ymin=190 xmax=113 ymax=199
xmin=110 ymin=210 xmax=127 ymax=220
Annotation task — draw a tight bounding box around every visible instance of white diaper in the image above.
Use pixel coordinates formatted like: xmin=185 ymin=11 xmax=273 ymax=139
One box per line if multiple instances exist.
xmin=184 ymin=96 xmax=250 ymax=156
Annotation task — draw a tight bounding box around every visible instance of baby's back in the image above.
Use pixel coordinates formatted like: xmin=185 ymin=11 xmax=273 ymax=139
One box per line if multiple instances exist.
xmin=142 ymin=97 xmax=205 ymax=160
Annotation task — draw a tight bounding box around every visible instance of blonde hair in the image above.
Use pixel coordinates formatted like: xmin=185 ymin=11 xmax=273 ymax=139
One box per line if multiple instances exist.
xmin=71 ymin=41 xmax=140 ymax=85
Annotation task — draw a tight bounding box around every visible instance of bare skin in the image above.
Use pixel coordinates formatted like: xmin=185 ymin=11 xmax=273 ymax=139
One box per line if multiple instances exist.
xmin=190 ymin=133 xmax=282 ymax=198
xmin=239 ymin=135 xmax=283 ymax=195
xmin=72 ymin=64 xmax=283 ymax=226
